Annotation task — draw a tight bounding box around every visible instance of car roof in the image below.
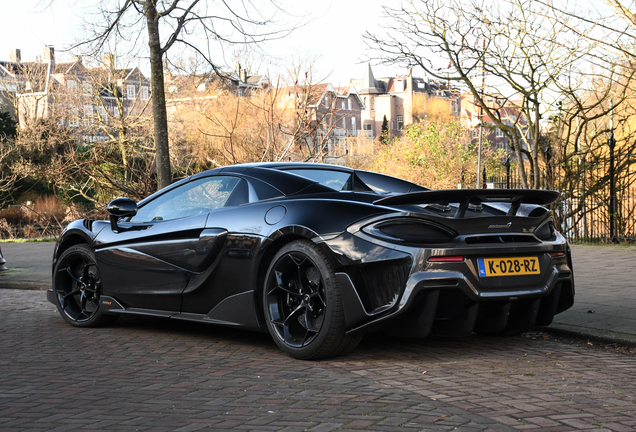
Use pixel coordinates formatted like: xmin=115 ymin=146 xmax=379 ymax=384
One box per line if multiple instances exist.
xmin=191 ymin=162 xmax=426 ymax=195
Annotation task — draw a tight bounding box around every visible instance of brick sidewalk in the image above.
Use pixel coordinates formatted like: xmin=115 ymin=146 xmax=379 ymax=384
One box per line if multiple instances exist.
xmin=2 ymin=289 xmax=636 ymax=431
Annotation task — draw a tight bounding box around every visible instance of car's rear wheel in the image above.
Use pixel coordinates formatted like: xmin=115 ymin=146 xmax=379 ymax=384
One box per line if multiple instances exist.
xmin=52 ymin=244 xmax=117 ymax=328
xmin=263 ymin=240 xmax=360 ymax=359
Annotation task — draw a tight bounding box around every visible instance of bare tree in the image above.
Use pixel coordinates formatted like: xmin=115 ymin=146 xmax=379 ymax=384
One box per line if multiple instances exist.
xmin=603 ymin=0 xmax=636 ymax=25
xmin=61 ymin=0 xmax=295 ymax=190
xmin=365 ymin=0 xmax=617 ymax=188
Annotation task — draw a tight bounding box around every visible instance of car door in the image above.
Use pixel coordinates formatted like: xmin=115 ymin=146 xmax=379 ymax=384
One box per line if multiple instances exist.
xmin=94 ymin=175 xmax=241 ymax=311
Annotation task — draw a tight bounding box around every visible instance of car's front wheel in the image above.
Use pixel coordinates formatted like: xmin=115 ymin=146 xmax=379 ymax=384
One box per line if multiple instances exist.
xmin=52 ymin=244 xmax=117 ymax=327
xmin=263 ymin=240 xmax=360 ymax=360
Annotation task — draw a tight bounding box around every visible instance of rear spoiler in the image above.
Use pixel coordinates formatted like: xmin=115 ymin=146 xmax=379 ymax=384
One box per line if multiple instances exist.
xmin=374 ymin=189 xmax=560 ymax=218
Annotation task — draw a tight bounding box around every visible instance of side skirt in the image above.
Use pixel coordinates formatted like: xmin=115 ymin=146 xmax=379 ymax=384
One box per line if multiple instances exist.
xmin=99 ymin=292 xmax=265 ymax=332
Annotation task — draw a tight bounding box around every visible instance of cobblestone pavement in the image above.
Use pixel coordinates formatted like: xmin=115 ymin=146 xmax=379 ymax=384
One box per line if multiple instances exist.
xmin=2 ymin=290 xmax=636 ymax=431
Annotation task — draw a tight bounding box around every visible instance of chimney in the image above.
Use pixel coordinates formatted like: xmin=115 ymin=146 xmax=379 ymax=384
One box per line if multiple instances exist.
xmin=240 ymin=68 xmax=247 ymax=83
xmin=9 ymin=49 xmax=21 ymax=63
xmin=43 ymin=46 xmax=55 ymax=65
xmin=103 ymin=53 xmax=115 ymax=70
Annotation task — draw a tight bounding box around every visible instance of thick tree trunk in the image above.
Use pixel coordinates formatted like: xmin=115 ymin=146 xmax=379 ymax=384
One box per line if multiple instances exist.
xmin=145 ymin=1 xmax=172 ymax=190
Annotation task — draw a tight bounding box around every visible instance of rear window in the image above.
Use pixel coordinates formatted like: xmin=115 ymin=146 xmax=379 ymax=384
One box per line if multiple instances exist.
xmin=356 ymin=170 xmax=427 ymax=194
xmin=284 ymin=169 xmax=353 ymax=191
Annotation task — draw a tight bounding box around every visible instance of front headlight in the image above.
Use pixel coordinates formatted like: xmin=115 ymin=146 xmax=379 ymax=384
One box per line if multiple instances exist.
xmin=362 ymin=218 xmax=456 ymax=245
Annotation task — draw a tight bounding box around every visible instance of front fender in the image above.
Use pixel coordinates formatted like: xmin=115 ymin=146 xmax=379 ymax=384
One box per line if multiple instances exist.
xmin=53 ymin=220 xmax=108 ymax=266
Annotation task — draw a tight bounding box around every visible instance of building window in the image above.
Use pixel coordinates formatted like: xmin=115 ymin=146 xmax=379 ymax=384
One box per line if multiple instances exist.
xmin=450 ymin=100 xmax=458 ymax=113
xmin=348 ymin=99 xmax=352 ymax=110
xmin=342 ymin=101 xmax=345 ymax=110
xmin=98 ymin=105 xmax=108 ymax=123
xmin=83 ymin=82 xmax=93 ymax=95
xmin=67 ymin=80 xmax=78 ymax=92
xmin=472 ymin=128 xmax=479 ymax=139
xmin=84 ymin=105 xmax=94 ymax=126
xmin=140 ymin=86 xmax=149 ymax=100
xmin=370 ymin=97 xmax=375 ymax=111
xmin=391 ymin=121 xmax=394 ymax=130
xmin=69 ymin=108 xmax=79 ymax=127
xmin=126 ymin=85 xmax=136 ymax=99
xmin=496 ymin=128 xmax=504 ymax=138
xmin=363 ymin=123 xmax=372 ymax=130
xmin=352 ymin=117 xmax=356 ymax=133
xmin=397 ymin=115 xmax=404 ymax=131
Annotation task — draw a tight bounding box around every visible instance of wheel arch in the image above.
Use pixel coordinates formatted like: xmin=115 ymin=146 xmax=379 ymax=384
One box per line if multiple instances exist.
xmin=55 ymin=229 xmax=94 ymax=260
xmin=254 ymin=225 xmax=336 ymax=322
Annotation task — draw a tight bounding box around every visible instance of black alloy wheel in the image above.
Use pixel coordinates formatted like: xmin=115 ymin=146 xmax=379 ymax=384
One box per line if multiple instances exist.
xmin=263 ymin=240 xmax=361 ymax=359
xmin=53 ymin=244 xmax=117 ymax=327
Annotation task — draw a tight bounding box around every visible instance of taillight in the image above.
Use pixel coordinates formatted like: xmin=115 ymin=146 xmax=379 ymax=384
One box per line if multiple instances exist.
xmin=362 ymin=218 xmax=456 ymax=245
xmin=428 ymin=256 xmax=465 ymax=262
xmin=549 ymin=251 xmax=565 ymax=258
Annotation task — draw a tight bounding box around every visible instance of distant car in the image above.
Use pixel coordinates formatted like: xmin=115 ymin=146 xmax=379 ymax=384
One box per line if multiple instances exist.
xmin=0 ymin=246 xmax=6 ymax=271
xmin=48 ymin=163 xmax=574 ymax=359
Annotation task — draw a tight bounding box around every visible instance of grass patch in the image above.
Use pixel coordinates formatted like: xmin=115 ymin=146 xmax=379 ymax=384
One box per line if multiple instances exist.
xmin=0 ymin=238 xmax=56 ymax=243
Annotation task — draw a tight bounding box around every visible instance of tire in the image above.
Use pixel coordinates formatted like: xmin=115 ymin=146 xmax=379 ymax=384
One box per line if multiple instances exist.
xmin=262 ymin=240 xmax=360 ymax=360
xmin=52 ymin=244 xmax=118 ymax=328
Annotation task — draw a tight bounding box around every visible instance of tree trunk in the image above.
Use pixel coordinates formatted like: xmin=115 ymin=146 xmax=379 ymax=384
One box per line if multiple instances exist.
xmin=532 ymin=102 xmax=542 ymax=189
xmin=511 ymin=134 xmax=529 ymax=188
xmin=145 ymin=1 xmax=172 ymax=190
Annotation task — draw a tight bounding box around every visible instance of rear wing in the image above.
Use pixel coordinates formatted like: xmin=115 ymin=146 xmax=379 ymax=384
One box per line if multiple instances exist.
xmin=374 ymin=189 xmax=560 ymax=218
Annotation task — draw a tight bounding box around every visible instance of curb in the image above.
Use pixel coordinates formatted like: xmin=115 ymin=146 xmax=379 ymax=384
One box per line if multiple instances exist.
xmin=538 ymin=323 xmax=636 ymax=347
xmin=0 ymin=282 xmax=50 ymax=291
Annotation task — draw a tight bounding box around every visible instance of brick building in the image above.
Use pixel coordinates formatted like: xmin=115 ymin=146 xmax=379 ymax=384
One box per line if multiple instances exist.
xmin=351 ymin=64 xmax=462 ymax=139
xmin=0 ymin=47 xmax=150 ymax=141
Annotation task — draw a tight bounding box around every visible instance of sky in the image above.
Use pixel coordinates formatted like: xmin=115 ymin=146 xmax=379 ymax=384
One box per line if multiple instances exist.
xmin=0 ymin=0 xmax=405 ymax=86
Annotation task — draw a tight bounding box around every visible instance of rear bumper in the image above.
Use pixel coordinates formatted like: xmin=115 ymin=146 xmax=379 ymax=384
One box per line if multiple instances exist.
xmin=328 ymin=233 xmax=574 ymax=337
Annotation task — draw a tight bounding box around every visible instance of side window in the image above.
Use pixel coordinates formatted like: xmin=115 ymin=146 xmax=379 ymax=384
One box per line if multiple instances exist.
xmin=130 ymin=176 xmax=240 ymax=222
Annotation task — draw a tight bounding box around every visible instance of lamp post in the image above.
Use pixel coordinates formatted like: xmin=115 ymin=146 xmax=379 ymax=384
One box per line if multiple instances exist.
xmin=505 ymin=154 xmax=511 ymax=189
xmin=609 ymin=98 xmax=617 ymax=243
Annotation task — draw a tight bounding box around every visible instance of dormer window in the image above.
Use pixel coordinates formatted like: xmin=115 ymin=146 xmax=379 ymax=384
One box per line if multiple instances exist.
xmin=126 ymin=85 xmax=135 ymax=99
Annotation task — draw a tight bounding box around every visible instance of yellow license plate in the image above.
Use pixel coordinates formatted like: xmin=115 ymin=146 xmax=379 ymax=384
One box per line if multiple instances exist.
xmin=478 ymin=257 xmax=540 ymax=277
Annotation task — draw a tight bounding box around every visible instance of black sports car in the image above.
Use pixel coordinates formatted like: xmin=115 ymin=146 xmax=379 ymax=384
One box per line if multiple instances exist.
xmin=48 ymin=163 xmax=574 ymax=359
xmin=0 ymin=246 xmax=6 ymax=271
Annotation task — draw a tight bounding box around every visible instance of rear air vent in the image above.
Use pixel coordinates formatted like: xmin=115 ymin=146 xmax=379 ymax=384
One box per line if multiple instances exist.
xmin=465 ymin=235 xmax=539 ymax=245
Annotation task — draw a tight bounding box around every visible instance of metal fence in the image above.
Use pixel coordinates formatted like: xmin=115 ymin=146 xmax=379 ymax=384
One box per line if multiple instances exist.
xmin=485 ymin=154 xmax=636 ymax=243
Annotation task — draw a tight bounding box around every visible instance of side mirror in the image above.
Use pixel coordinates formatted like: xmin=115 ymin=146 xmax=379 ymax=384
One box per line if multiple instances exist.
xmin=107 ymin=197 xmax=138 ymax=233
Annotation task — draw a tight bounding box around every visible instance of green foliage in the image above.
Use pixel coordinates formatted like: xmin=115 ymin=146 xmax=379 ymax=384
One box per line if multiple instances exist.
xmin=380 ymin=115 xmax=389 ymax=144
xmin=0 ymin=111 xmax=17 ymax=139
xmin=405 ymin=120 xmax=474 ymax=167
xmin=372 ymin=118 xmax=503 ymax=189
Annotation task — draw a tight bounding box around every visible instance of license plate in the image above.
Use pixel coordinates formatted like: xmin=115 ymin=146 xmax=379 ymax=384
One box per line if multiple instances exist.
xmin=478 ymin=257 xmax=540 ymax=277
